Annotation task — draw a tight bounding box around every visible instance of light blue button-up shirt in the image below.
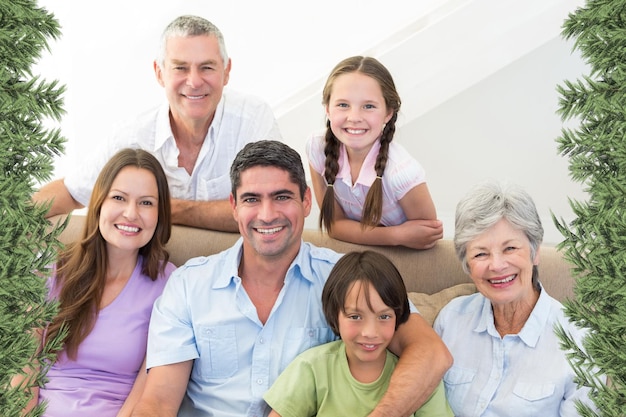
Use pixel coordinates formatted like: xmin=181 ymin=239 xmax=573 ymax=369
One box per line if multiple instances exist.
xmin=434 ymin=286 xmax=596 ymax=417
xmin=146 ymin=238 xmax=342 ymax=417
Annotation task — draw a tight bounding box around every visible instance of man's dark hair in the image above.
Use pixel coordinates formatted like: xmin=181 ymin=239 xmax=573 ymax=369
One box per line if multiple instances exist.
xmin=230 ymin=140 xmax=307 ymax=200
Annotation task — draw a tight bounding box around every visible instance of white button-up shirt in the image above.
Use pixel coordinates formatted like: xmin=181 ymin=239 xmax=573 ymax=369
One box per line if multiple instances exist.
xmin=65 ymin=89 xmax=281 ymax=205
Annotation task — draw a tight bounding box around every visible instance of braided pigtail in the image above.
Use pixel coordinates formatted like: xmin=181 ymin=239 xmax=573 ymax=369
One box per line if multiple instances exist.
xmin=320 ymin=120 xmax=341 ymax=232
xmin=361 ymin=112 xmax=397 ymax=228
xmin=320 ymin=55 xmax=401 ymax=232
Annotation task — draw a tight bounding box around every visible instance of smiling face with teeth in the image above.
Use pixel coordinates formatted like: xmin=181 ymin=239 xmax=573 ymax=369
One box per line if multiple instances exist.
xmin=465 ymin=219 xmax=540 ymax=309
xmin=99 ymin=166 xmax=159 ymax=256
xmin=325 ymin=72 xmax=393 ymax=160
xmin=338 ymin=280 xmax=396 ymax=382
xmin=230 ymin=166 xmax=312 ymax=263
xmin=155 ymin=34 xmax=231 ymax=130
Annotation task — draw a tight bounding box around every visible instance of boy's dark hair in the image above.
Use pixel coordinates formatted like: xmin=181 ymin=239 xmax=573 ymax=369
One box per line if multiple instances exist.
xmin=322 ymin=250 xmax=410 ymax=336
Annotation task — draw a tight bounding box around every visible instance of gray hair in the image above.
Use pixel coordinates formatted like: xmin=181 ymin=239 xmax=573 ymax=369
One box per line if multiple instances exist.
xmin=155 ymin=15 xmax=229 ymax=68
xmin=230 ymin=140 xmax=308 ymax=201
xmin=454 ymin=181 xmax=544 ymax=283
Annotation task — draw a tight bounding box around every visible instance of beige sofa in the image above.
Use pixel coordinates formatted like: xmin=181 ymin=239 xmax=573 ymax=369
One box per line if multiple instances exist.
xmin=54 ymin=215 xmax=575 ymax=325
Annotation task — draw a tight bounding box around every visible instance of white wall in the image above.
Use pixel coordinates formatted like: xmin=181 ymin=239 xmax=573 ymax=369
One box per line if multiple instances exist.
xmin=35 ymin=0 xmax=443 ymax=171
xmin=411 ymin=36 xmax=587 ymax=244
xmin=35 ymin=0 xmax=589 ymax=244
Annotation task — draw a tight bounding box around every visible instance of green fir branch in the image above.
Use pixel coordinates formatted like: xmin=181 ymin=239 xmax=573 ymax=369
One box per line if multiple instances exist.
xmin=555 ymin=0 xmax=626 ymax=414
xmin=0 ymin=1 xmax=67 ymax=416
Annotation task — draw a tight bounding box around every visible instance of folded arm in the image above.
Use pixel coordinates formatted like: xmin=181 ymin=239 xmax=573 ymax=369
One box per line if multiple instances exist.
xmin=32 ymin=179 xmax=84 ymax=218
xmin=170 ymin=198 xmax=238 ymax=232
xmin=329 ymin=217 xmax=443 ymax=249
xmin=369 ymin=313 xmax=452 ymax=417
xmin=309 ymin=170 xmax=443 ymax=249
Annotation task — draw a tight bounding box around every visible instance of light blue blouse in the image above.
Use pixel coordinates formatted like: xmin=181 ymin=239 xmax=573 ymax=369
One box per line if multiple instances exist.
xmin=434 ymin=286 xmax=596 ymax=417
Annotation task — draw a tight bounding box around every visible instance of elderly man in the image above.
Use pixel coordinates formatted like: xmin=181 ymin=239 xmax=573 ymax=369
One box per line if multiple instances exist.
xmin=34 ymin=15 xmax=281 ymax=232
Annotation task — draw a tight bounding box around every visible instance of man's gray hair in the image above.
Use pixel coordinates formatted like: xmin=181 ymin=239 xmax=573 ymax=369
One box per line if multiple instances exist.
xmin=155 ymin=15 xmax=229 ymax=68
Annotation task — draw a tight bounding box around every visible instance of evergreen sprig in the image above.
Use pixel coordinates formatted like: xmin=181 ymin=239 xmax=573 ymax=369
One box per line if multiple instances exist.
xmin=0 ymin=1 xmax=67 ymax=416
xmin=555 ymin=0 xmax=626 ymax=415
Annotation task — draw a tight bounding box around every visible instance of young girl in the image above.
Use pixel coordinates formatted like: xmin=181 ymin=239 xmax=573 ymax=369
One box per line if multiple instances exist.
xmin=16 ymin=149 xmax=175 ymax=417
xmin=263 ymin=250 xmax=452 ymax=416
xmin=307 ymin=56 xmax=442 ymax=249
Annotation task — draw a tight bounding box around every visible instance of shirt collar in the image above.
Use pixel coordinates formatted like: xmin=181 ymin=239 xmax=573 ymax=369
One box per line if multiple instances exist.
xmin=154 ymin=101 xmax=174 ymax=150
xmin=474 ymin=284 xmax=548 ymax=347
xmin=517 ymin=286 xmax=550 ymax=347
xmin=209 ymin=91 xmax=226 ymax=143
xmin=337 ymin=141 xmax=381 ymax=186
xmin=474 ymin=296 xmax=493 ymax=334
xmin=285 ymin=241 xmax=318 ymax=285
xmin=213 ymin=238 xmax=244 ymax=289
xmin=212 ymin=238 xmax=316 ymax=289
xmin=153 ymin=93 xmax=227 ymax=151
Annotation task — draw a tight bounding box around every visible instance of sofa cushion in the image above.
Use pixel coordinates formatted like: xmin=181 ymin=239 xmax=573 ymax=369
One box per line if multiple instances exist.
xmin=52 ymin=215 xmax=574 ymax=303
xmin=408 ymin=283 xmax=477 ymax=326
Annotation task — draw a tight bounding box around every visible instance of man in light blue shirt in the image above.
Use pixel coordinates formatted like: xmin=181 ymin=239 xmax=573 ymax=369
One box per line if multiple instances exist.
xmin=131 ymin=140 xmax=452 ymax=417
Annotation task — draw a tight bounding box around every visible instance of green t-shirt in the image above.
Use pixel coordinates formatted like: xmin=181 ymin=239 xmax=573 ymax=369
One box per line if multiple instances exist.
xmin=264 ymin=340 xmax=452 ymax=416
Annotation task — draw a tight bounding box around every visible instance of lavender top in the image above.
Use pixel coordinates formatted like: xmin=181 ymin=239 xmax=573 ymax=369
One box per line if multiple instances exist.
xmin=39 ymin=256 xmax=175 ymax=417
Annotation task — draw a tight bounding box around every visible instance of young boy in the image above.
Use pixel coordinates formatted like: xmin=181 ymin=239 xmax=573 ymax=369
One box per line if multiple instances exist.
xmin=264 ymin=250 xmax=452 ymax=416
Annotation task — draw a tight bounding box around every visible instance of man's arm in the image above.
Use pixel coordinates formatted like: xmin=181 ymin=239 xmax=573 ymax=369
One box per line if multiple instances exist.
xmin=369 ymin=313 xmax=452 ymax=417
xmin=170 ymin=198 xmax=238 ymax=232
xmin=32 ymin=179 xmax=84 ymax=218
xmin=131 ymin=361 xmax=193 ymax=417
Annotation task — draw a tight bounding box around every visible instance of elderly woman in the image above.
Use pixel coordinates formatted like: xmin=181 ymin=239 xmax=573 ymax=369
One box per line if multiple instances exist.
xmin=433 ymin=181 xmax=596 ymax=416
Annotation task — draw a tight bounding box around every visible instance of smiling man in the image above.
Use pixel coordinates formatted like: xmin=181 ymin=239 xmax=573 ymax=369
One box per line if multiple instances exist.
xmin=131 ymin=140 xmax=452 ymax=417
xmin=33 ymin=15 xmax=281 ymax=232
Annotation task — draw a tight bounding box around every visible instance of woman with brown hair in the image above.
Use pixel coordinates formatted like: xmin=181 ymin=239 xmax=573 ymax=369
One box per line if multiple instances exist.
xmin=31 ymin=148 xmax=174 ymax=416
